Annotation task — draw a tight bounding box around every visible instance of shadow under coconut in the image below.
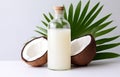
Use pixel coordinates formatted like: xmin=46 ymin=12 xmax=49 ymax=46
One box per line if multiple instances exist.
xmin=71 ymin=58 xmax=120 ymax=70
xmin=71 ymin=64 xmax=89 ymax=70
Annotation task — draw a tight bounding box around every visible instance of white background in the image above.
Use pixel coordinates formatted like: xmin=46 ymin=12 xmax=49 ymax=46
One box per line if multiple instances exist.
xmin=0 ymin=0 xmax=120 ymax=60
xmin=0 ymin=59 xmax=120 ymax=77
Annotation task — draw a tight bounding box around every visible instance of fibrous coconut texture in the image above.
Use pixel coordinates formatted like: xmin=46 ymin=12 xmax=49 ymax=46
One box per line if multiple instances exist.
xmin=71 ymin=34 xmax=96 ymax=66
xmin=21 ymin=37 xmax=48 ymax=67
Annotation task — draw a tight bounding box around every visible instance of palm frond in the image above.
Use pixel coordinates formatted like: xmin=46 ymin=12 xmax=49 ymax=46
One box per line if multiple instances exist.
xmin=93 ymin=52 xmax=120 ymax=60
xmin=35 ymin=30 xmax=47 ymax=37
xmin=96 ymin=43 xmax=120 ymax=52
xmin=63 ymin=5 xmax=67 ymax=20
xmin=35 ymin=0 xmax=120 ymax=60
xmin=96 ymin=35 xmax=120 ymax=45
xmin=75 ymin=5 xmax=104 ymax=38
xmin=78 ymin=0 xmax=90 ymax=23
xmin=43 ymin=13 xmax=50 ymax=22
xmin=81 ymin=2 xmax=100 ymax=26
xmin=95 ymin=26 xmax=116 ymax=37
xmin=83 ymin=5 xmax=103 ymax=30
xmin=49 ymin=12 xmax=54 ymax=20
xmin=36 ymin=26 xmax=47 ymax=34
xmin=76 ymin=0 xmax=90 ymax=30
xmin=73 ymin=1 xmax=81 ymax=25
xmin=41 ymin=20 xmax=48 ymax=27
xmin=94 ymin=20 xmax=113 ymax=32
xmin=82 ymin=14 xmax=112 ymax=36
xmin=68 ymin=4 xmax=73 ymax=25
xmin=87 ymin=14 xmax=112 ymax=31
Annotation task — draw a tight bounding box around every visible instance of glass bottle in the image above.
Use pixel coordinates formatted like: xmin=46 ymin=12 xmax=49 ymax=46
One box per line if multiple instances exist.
xmin=47 ymin=6 xmax=71 ymax=70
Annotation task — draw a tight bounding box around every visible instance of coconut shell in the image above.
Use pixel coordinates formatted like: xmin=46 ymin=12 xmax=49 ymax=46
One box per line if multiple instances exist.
xmin=21 ymin=37 xmax=47 ymax=67
xmin=71 ymin=34 xmax=96 ymax=66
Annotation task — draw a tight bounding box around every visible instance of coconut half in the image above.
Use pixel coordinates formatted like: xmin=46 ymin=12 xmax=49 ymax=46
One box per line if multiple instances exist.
xmin=21 ymin=37 xmax=48 ymax=67
xmin=21 ymin=35 xmax=96 ymax=67
xmin=71 ymin=34 xmax=96 ymax=66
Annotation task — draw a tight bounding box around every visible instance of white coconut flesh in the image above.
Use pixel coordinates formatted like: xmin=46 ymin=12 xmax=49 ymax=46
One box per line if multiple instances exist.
xmin=71 ymin=35 xmax=91 ymax=56
xmin=23 ymin=38 xmax=48 ymax=61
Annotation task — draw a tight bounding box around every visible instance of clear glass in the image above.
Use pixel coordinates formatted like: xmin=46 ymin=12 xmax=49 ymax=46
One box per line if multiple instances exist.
xmin=48 ymin=12 xmax=70 ymax=29
xmin=48 ymin=10 xmax=71 ymax=70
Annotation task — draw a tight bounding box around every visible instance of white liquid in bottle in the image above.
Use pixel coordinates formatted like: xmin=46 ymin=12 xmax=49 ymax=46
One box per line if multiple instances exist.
xmin=48 ymin=29 xmax=71 ymax=70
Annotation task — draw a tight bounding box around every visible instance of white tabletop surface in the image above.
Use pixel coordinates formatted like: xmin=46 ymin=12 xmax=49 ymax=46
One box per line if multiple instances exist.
xmin=0 ymin=58 xmax=120 ymax=77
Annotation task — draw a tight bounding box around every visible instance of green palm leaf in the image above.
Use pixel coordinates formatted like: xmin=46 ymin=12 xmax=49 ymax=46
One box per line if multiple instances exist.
xmin=95 ymin=21 xmax=113 ymax=32
xmin=95 ymin=26 xmax=116 ymax=37
xmin=63 ymin=5 xmax=67 ymax=20
xmin=41 ymin=20 xmax=48 ymax=27
xmin=96 ymin=35 xmax=120 ymax=45
xmin=73 ymin=1 xmax=90 ymax=38
xmin=81 ymin=2 xmax=100 ymax=26
xmin=35 ymin=0 xmax=120 ymax=60
xmin=83 ymin=5 xmax=103 ymax=29
xmin=76 ymin=5 xmax=104 ymax=38
xmin=93 ymin=52 xmax=120 ymax=60
xmin=76 ymin=0 xmax=90 ymax=30
xmin=86 ymin=14 xmax=112 ymax=31
xmin=36 ymin=26 xmax=47 ymax=34
xmin=68 ymin=4 xmax=73 ymax=25
xmin=35 ymin=30 xmax=47 ymax=37
xmin=82 ymin=14 xmax=112 ymax=36
xmin=71 ymin=1 xmax=81 ymax=39
xmin=43 ymin=13 xmax=50 ymax=22
xmin=49 ymin=12 xmax=54 ymax=20
xmin=73 ymin=1 xmax=81 ymax=25
xmin=97 ymin=43 xmax=120 ymax=52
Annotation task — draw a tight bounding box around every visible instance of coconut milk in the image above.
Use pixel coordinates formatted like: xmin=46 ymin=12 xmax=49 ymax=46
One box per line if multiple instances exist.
xmin=48 ymin=29 xmax=71 ymax=70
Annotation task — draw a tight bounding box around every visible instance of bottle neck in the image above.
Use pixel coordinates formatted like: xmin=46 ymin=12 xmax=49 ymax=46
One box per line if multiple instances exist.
xmin=55 ymin=12 xmax=64 ymax=19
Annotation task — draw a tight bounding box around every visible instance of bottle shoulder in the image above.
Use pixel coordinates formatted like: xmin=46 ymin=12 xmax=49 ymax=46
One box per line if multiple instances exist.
xmin=49 ymin=18 xmax=70 ymax=29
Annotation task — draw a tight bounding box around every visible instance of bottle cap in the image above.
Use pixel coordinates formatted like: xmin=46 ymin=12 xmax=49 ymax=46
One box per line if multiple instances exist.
xmin=54 ymin=6 xmax=64 ymax=14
